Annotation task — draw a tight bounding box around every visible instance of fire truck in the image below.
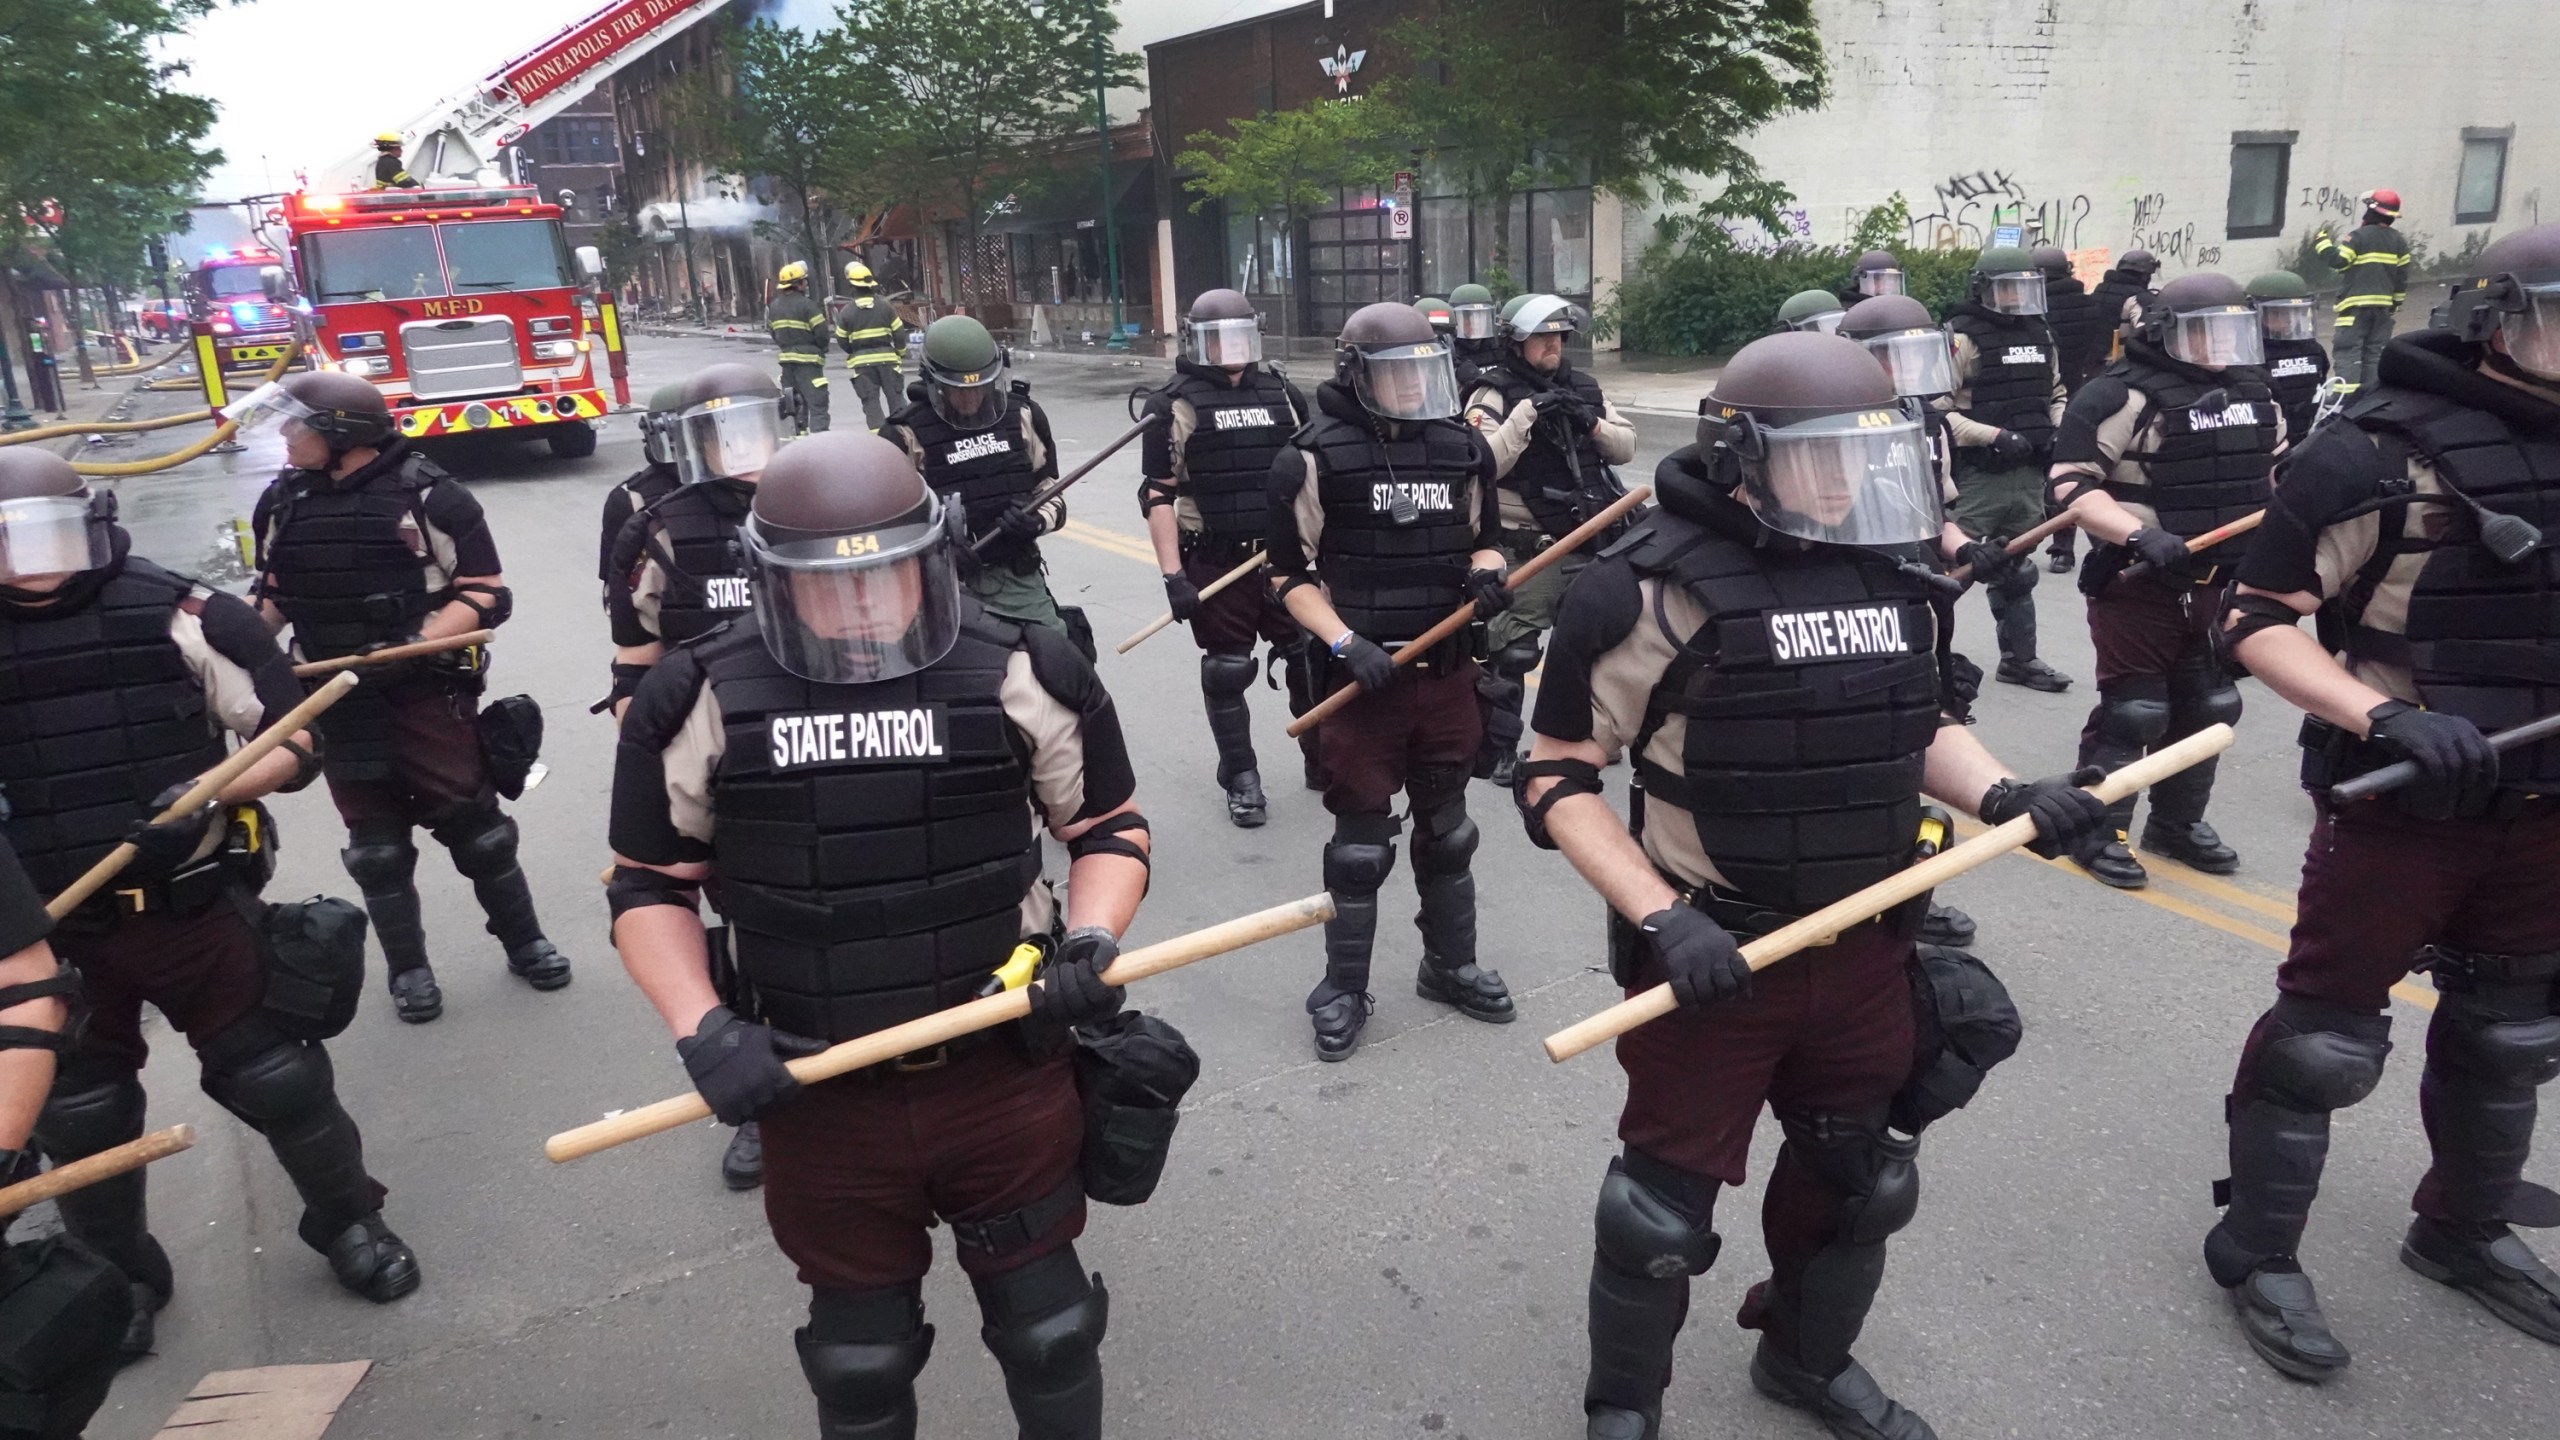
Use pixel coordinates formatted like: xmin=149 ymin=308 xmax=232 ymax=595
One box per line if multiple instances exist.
xmin=184 ymin=246 xmax=300 ymax=375
xmin=270 ymin=185 xmax=621 ymax=455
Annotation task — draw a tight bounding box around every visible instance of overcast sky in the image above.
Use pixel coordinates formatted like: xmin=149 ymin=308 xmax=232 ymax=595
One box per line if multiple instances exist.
xmin=171 ymin=0 xmax=1307 ymax=201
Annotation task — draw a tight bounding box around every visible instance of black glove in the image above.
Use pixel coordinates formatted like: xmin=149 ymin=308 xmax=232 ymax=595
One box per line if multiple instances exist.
xmin=2366 ymin=700 xmax=2499 ymax=795
xmin=676 ymin=1006 xmax=825 ymax=1126
xmin=983 ymin=502 xmax=1046 ymax=559
xmin=354 ymin=635 xmax=426 ymax=682
xmin=1979 ymin=766 xmax=2113 ymax=863
xmin=2124 ymin=527 xmax=2191 ymax=571
xmin=1334 ymin=633 xmax=1397 ymax=693
xmin=1465 ymin=566 xmax=1513 ymax=620
xmin=1163 ymin=571 xmax=1200 ymax=622
xmin=121 ymin=781 xmax=220 ymax=882
xmin=1952 ymin=538 xmax=2017 ymax=584
xmin=1028 ymin=926 xmax=1127 ymax=1030
xmin=1530 ymin=390 xmax=1573 ymax=418
xmin=1990 ymin=429 xmax=2037 ymax=467
xmin=1641 ymin=903 xmax=1751 ymax=1008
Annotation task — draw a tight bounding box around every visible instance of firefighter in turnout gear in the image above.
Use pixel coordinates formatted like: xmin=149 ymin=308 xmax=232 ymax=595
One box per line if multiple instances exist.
xmin=2206 ymin=221 xmax=2560 ymax=1381
xmin=609 ymin=431 xmax=1156 ymax=1440
xmin=1268 ymin=302 xmax=1517 ymax=1061
xmin=370 ymin=133 xmax=419 ymax=190
xmin=2048 ymin=272 xmax=2284 ymax=890
xmin=597 ymin=382 xmax=685 ymax=601
xmin=881 ymin=316 xmax=1083 ymax=649
xmin=1941 ymin=247 xmax=2072 ymax=690
xmin=1518 ymin=332 xmax=2113 ymax=1440
xmin=768 ymin=261 xmax=833 ymax=435
xmin=0 ymin=449 xmax=420 ymax=1364
xmin=837 ymin=260 xmax=908 ymax=431
xmin=2249 ymin=269 xmax=2332 ymax=441
xmin=1462 ymin=293 xmax=1639 ymax=787
xmin=1447 ymin=283 xmax=1500 ymax=389
xmin=1140 ymin=289 xmax=1313 ymax=827
xmin=2315 ymin=189 xmax=2413 ymax=396
xmin=237 ymin=371 xmax=570 ymax=1025
xmin=0 ymin=830 xmax=133 ymax=1435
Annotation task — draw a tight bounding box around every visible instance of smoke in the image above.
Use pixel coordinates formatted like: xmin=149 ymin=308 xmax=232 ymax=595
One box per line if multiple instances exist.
xmin=733 ymin=0 xmax=834 ymax=32
xmin=639 ymin=193 xmax=781 ymax=237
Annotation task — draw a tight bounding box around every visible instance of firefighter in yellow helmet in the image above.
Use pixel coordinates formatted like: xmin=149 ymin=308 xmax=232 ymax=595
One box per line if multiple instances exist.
xmin=766 ymin=260 xmax=832 ymax=434
xmin=835 ymin=259 xmax=908 ymax=430
xmin=371 ymin=133 xmax=419 ymax=191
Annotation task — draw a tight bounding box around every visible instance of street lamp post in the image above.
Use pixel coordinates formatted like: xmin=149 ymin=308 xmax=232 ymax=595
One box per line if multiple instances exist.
xmin=1092 ymin=1 xmax=1128 ymax=352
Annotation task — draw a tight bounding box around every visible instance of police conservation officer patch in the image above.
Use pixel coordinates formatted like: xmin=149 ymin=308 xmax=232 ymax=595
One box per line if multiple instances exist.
xmin=2000 ymin=346 xmax=2048 ymax=366
xmin=1764 ymin=604 xmax=1915 ymax=664
xmin=768 ymin=705 xmax=950 ymax=769
xmin=945 ymin=433 xmax=1013 ymax=465
xmin=2271 ymin=356 xmax=2321 ymax=378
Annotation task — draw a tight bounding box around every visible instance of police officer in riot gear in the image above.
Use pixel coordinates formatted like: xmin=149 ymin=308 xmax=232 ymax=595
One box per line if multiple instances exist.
xmin=2248 ymin=270 xmax=2331 ymax=441
xmin=837 ymin=260 xmax=908 ymax=431
xmin=881 ymin=316 xmax=1083 ymax=648
xmin=2036 ymin=245 xmax=2104 ymax=393
xmin=2089 ymin=249 xmax=2162 ymax=345
xmin=1463 ymin=292 xmax=1638 ymax=787
xmin=1269 ymin=302 xmax=1516 ymax=1060
xmin=0 ymin=449 xmax=418 ymax=1362
xmin=1841 ymin=249 xmax=1905 ymax=303
xmin=1775 ymin=289 xmax=1848 ymax=335
xmin=768 ymin=261 xmax=833 ymax=434
xmin=1140 ymin=289 xmax=1312 ymax=826
xmin=1447 ymin=282 xmax=1500 ymax=388
xmin=2049 ymin=272 xmax=2281 ymax=889
xmin=598 ymin=382 xmax=685 ymax=600
xmin=2207 ymin=221 xmax=2560 ymax=1379
xmin=611 ymin=431 xmax=1152 ymax=1440
xmin=1413 ymin=295 xmax=1455 ymax=338
xmin=1519 ymin=332 xmax=2112 ymax=1440
xmin=238 ymin=370 xmax=570 ymax=1024
xmin=1942 ymin=246 xmax=2072 ymax=691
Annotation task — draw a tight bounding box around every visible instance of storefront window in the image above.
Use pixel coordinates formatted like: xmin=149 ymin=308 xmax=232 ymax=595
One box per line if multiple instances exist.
xmin=1532 ymin=189 xmax=1594 ymax=295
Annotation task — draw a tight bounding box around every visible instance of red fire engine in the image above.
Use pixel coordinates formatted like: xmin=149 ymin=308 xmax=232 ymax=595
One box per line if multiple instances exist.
xmin=184 ymin=246 xmax=300 ymax=374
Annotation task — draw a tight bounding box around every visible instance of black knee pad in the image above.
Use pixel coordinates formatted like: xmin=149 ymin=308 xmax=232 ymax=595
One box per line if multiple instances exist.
xmin=199 ymin=1034 xmax=337 ymax=1129
xmin=1487 ymin=636 xmax=1543 ymax=680
xmin=2248 ymin=996 xmax=2393 ymax=1112
xmin=1201 ymin=650 xmax=1257 ymax=698
xmin=1593 ymin=1150 xmax=1720 ymax=1279
xmin=1323 ymin=813 xmax=1399 ymax=897
xmin=2095 ymin=676 xmax=2173 ymax=748
xmin=1776 ymin=1110 xmax=1922 ymax=1246
xmin=798 ymin=1282 xmax=935 ymax=1424
xmin=2168 ymin=655 xmax=2244 ymax=729
xmin=2428 ymin=950 xmax=2560 ymax=1088
xmin=36 ymin=1072 xmax=145 ymax=1160
xmin=1989 ymin=562 xmax=2040 ymax=599
xmin=974 ymin=1248 xmax=1109 ymax=1380
xmin=1409 ymin=806 xmax=1479 ymax=879
xmin=437 ymin=809 xmax=521 ymax=881
xmin=339 ymin=824 xmax=417 ymax=891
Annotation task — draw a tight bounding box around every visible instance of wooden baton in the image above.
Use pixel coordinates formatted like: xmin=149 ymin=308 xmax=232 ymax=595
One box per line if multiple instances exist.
xmin=1540 ymin=724 xmax=2238 ymax=1063
xmin=2329 ymin=710 xmax=2560 ymax=804
xmin=2116 ymin=509 xmax=2266 ymax=584
xmin=291 ymin=629 xmax=495 ymax=678
xmin=1946 ymin=510 xmax=2080 ymax=585
xmin=545 ymin=891 xmax=1335 ymax=1162
xmin=1285 ymin=486 xmax=1653 ymax=739
xmin=970 ymin=413 xmax=1161 ymax=558
xmin=46 ymin=672 xmax=358 ymax=919
xmin=0 ymin=1126 xmax=195 ymax=1219
xmin=1117 ymin=549 xmax=1266 ymax=654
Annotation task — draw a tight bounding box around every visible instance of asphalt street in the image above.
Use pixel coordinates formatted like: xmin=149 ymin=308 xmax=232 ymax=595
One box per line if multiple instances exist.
xmin=34 ymin=334 xmax=2554 ymax=1440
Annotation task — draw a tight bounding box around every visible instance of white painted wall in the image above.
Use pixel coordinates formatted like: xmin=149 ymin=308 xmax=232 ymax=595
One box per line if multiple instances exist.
xmin=1627 ymin=0 xmax=2559 ymax=282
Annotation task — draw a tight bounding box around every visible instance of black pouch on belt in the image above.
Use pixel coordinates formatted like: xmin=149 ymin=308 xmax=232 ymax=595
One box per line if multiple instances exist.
xmin=246 ymin=893 xmax=370 ymax=1040
xmin=1073 ymin=1009 xmax=1200 ymax=1206
xmin=478 ymin=693 xmax=545 ymax=799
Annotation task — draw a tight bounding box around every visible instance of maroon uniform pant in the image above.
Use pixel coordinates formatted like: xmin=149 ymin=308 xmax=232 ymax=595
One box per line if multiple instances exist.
xmin=1182 ymin=543 xmax=1297 ymax=654
xmin=1317 ymin=662 xmax=1483 ymax=817
xmin=50 ymin=903 xmax=266 ymax=1076
xmin=2079 ymin=573 xmax=2238 ymax=828
xmin=324 ymin=679 xmax=493 ymax=829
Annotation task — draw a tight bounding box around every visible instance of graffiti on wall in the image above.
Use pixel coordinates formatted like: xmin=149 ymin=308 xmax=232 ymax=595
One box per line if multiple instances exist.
xmin=1906 ymin=168 xmax=2093 ymax=250
xmin=2128 ymin=191 xmax=2221 ymax=266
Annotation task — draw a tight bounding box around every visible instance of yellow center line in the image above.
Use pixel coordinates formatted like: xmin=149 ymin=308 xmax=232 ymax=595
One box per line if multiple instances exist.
xmin=1055 ymin=519 xmax=1161 ymax=566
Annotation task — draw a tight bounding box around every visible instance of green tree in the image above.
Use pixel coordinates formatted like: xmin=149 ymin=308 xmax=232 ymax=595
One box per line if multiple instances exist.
xmin=1177 ymin=99 xmax=1397 ymax=351
xmin=832 ymin=0 xmax=1139 ymax=312
xmin=719 ymin=20 xmax=857 ymax=291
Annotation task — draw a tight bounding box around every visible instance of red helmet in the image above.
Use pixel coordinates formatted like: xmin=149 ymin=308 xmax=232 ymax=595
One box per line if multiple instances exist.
xmin=2363 ymin=188 xmax=2402 ymax=220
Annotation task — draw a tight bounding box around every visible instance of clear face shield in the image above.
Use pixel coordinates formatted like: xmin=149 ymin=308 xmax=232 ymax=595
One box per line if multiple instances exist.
xmin=1787 ymin=307 xmax=1847 ymax=335
xmin=2498 ymin=282 xmax=2560 ymax=380
xmin=1856 ymin=267 xmax=1906 ymax=297
xmin=0 ymin=492 xmax=114 ymax=585
xmin=1722 ymin=406 xmax=1943 ymax=547
xmin=1980 ymin=271 xmax=2049 ymax=317
xmin=1185 ymin=316 xmax=1263 ymax=368
xmin=1449 ymin=304 xmax=1497 ymax=341
xmin=2164 ymin=306 xmax=2267 ymax=369
xmin=224 ymin=380 xmax=326 ymax=448
xmin=2255 ymin=298 xmax=2316 ymax=343
xmin=741 ymin=502 xmax=964 ymax=684
xmin=676 ymin=395 xmax=785 ymax=484
xmin=1351 ymin=342 xmax=1461 ymax=421
xmin=1860 ymin=329 xmax=1958 ymax=398
xmin=926 ymin=356 xmax=1008 ymax=433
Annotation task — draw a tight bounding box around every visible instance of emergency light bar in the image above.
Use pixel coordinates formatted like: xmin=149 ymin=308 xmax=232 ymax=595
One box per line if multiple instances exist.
xmin=298 ymin=186 xmax=541 ymax=216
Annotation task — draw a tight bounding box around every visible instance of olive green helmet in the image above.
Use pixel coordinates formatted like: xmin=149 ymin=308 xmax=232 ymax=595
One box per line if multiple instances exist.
xmin=1448 ymin=283 xmax=1497 ymax=341
xmin=1970 ymin=246 xmax=2048 ymax=316
xmin=1776 ymin=289 xmax=1847 ymax=334
xmin=2245 ymin=270 xmax=2309 ymax=301
xmin=1412 ymin=296 xmax=1454 ymax=334
xmin=920 ymin=316 xmax=1009 ymax=432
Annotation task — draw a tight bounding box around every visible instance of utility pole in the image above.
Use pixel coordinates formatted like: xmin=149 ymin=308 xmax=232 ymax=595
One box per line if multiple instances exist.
xmin=1093 ymin=0 xmax=1128 ymax=352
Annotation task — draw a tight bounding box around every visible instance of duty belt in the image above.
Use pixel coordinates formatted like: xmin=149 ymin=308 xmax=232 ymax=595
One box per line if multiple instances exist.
xmin=61 ymin=856 xmax=231 ymax=931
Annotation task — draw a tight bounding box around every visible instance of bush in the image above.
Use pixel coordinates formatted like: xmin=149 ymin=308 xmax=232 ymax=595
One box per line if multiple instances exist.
xmin=1603 ymin=198 xmax=1980 ymax=356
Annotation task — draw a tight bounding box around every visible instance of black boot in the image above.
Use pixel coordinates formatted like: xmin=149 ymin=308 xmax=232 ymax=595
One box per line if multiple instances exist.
xmin=2143 ymin=719 xmax=2235 ymax=870
xmin=1312 ymin=824 xmax=1394 ymax=1061
xmin=437 ymin=809 xmax=571 ymax=990
xmin=301 ymin=1213 xmax=421 ymax=1302
xmin=1995 ymin=656 xmax=2071 ymax=692
xmin=1222 ymin=769 xmax=1268 ymax=829
xmin=722 ymin=1122 xmax=765 ymax=1191
xmin=1202 ymin=651 xmax=1268 ymax=828
xmin=976 ymin=1250 xmax=1107 ymax=1440
xmin=2141 ymin=818 xmax=2240 ymax=872
xmin=2401 ymin=1218 xmax=2560 ymax=1343
xmin=344 ymin=827 xmax=441 ymax=1022
xmin=387 ymin=963 xmax=443 ymax=1023
xmin=2081 ymin=833 xmax=2149 ymax=888
xmin=1410 ymin=778 xmax=1510 ymax=1022
xmin=1748 ymin=1339 xmax=1938 ymax=1440
xmin=2207 ymin=1243 xmax=2351 ymax=1381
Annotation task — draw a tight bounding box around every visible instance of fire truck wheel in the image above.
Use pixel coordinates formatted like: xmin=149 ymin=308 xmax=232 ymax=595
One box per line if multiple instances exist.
xmin=545 ymin=422 xmax=598 ymax=459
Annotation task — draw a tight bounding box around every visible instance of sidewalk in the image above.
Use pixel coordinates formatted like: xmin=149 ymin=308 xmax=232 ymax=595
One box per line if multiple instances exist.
xmin=9 ymin=340 xmax=199 ymax=457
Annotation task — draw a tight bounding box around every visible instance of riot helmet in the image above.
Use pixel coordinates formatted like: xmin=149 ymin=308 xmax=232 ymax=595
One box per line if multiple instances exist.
xmin=1851 ymin=250 xmax=1905 ymax=297
xmin=920 ymin=315 xmax=1011 ymax=432
xmin=2443 ymin=222 xmax=2560 ymax=381
xmin=741 ymin=431 xmax=963 ymax=685
xmin=0 ymin=449 xmax=114 ymax=587
xmin=1336 ymin=302 xmax=1459 ymax=422
xmin=2246 ymin=270 xmax=2316 ymax=343
xmin=2118 ymin=249 xmax=2161 ymax=279
xmin=673 ymin=363 xmax=785 ymax=484
xmin=1448 ymin=283 xmax=1497 ymax=341
xmin=2032 ymin=245 xmax=2073 ymax=280
xmin=1503 ymin=294 xmax=1585 ymax=368
xmin=228 ymin=370 xmax=396 ymax=462
xmin=1698 ymin=331 xmax=1941 ymax=547
xmin=1776 ymin=289 xmax=1848 ymax=334
xmin=1839 ymin=295 xmax=1955 ymax=398
xmin=639 ymin=382 xmax=685 ymax=468
xmin=2140 ymin=272 xmax=2264 ymax=369
xmin=1970 ymin=247 xmax=2048 ymax=316
xmin=1413 ymin=296 xmax=1454 ymax=335
xmin=1182 ymin=288 xmax=1264 ymax=368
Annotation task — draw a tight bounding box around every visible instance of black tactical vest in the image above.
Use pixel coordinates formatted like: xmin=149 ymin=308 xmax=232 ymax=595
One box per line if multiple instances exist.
xmin=696 ymin=614 xmax=1043 ymax=1042
xmin=1619 ymin=480 xmax=1941 ymax=913
xmin=2044 ymin=278 xmax=2105 ymax=389
xmin=1300 ymin=398 xmax=1483 ymax=644
xmin=2337 ymin=387 xmax=2560 ymax=792
xmin=1480 ymin=358 xmax=1612 ymax=537
xmin=0 ymin=560 xmax=228 ymax=896
xmin=2090 ymin=272 xmax=2152 ymax=334
xmin=600 ymin=463 xmax=680 ymax=586
xmin=259 ymin=451 xmax=440 ymax=662
xmin=628 ymin=480 xmax=755 ymax=645
xmin=893 ymin=388 xmax=1039 ymax=541
xmin=2265 ymin=338 xmax=2329 ymax=443
xmin=1167 ymin=363 xmax=1298 ymax=544
xmin=1947 ymin=306 xmax=2060 ymax=454
xmin=2105 ymin=347 xmax=2280 ymax=564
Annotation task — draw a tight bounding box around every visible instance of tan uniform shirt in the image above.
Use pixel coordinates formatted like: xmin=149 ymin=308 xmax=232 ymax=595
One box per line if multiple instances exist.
xmin=2048 ymin=385 xmax=2289 ymax=530
xmin=1462 ymin=383 xmax=1640 ymax=532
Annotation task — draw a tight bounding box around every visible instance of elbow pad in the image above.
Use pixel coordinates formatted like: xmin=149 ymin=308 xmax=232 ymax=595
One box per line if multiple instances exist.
xmin=2223 ymin=591 xmax=2305 ymax=646
xmin=1139 ymin=478 xmax=1178 ymax=514
xmin=606 ymin=864 xmax=700 ymax=920
xmin=455 ymin=582 xmax=514 ymax=627
xmin=1513 ymin=758 xmax=1603 ymax=852
xmin=1068 ymin=811 xmax=1151 ymax=868
xmin=273 ymin=734 xmax=324 ymax=794
xmin=0 ymin=963 xmax=81 ymax=1055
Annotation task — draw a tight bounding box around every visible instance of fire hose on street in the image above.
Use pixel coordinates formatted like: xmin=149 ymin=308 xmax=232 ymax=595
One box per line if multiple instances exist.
xmin=57 ymin=345 xmax=300 ymax=477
